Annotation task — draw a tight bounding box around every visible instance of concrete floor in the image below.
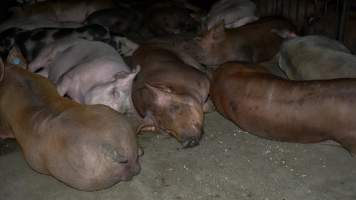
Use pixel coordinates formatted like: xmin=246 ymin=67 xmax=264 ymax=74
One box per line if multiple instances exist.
xmin=1 ymin=112 xmax=356 ymax=200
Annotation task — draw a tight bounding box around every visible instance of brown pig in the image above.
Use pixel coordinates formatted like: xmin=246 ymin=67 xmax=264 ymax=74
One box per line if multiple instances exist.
xmin=211 ymin=62 xmax=356 ymax=155
xmin=0 ymin=48 xmax=140 ymax=191
xmin=195 ymin=17 xmax=297 ymax=66
xmin=131 ymin=45 xmax=210 ymax=148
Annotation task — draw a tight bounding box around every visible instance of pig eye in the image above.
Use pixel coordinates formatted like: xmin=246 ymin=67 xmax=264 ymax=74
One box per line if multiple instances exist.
xmin=169 ymin=105 xmax=181 ymax=113
xmin=119 ymin=159 xmax=129 ymax=164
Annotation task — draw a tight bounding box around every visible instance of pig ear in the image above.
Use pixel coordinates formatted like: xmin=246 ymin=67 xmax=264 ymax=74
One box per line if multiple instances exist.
xmin=114 ymin=65 xmax=140 ymax=87
xmin=6 ymin=46 xmax=27 ymax=68
xmin=206 ymin=21 xmax=225 ymax=39
xmin=198 ymin=21 xmax=225 ymax=46
xmin=271 ymin=29 xmax=297 ymax=39
xmin=145 ymin=82 xmax=173 ymax=94
xmin=145 ymin=82 xmax=175 ymax=105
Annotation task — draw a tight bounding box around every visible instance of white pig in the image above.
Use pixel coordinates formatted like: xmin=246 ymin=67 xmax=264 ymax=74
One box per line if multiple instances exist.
xmin=204 ymin=0 xmax=258 ymax=30
xmin=29 ymin=38 xmax=138 ymax=113
xmin=278 ymin=35 xmax=356 ymax=80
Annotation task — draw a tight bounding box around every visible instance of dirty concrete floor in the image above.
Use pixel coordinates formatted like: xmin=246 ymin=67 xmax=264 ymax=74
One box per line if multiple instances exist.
xmin=1 ymin=112 xmax=356 ymax=200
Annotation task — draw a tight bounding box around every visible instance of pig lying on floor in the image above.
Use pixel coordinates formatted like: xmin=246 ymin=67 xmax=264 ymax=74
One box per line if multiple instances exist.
xmin=0 ymin=48 xmax=140 ymax=191
xmin=211 ymin=62 xmax=356 ymax=155
xmin=0 ymin=0 xmax=114 ymax=32
xmin=204 ymin=0 xmax=258 ymax=30
xmin=0 ymin=24 xmax=111 ymax=61
xmin=131 ymin=45 xmax=210 ymax=148
xmin=29 ymin=38 xmax=138 ymax=113
xmin=278 ymin=35 xmax=356 ymax=80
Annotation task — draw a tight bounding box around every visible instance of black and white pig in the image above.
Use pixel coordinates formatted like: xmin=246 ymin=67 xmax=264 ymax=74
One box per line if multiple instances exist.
xmin=0 ymin=24 xmax=138 ymax=62
xmin=28 ymin=38 xmax=139 ymax=114
xmin=0 ymin=24 xmax=111 ymax=61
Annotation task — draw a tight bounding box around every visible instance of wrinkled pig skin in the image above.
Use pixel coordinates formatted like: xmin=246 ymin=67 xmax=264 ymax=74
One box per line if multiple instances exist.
xmin=28 ymin=39 xmax=136 ymax=114
xmin=0 ymin=58 xmax=140 ymax=191
xmin=211 ymin=62 xmax=356 ymax=155
xmin=278 ymin=35 xmax=356 ymax=80
xmin=0 ymin=24 xmax=111 ymax=61
xmin=196 ymin=17 xmax=297 ymax=66
xmin=131 ymin=45 xmax=210 ymax=148
xmin=204 ymin=0 xmax=258 ymax=30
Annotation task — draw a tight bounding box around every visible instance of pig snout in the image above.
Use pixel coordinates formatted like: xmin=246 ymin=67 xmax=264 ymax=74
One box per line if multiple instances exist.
xmin=120 ymin=159 xmax=141 ymax=181
xmin=179 ymin=125 xmax=203 ymax=148
xmin=181 ymin=136 xmax=200 ymax=148
xmin=100 ymin=143 xmax=140 ymax=182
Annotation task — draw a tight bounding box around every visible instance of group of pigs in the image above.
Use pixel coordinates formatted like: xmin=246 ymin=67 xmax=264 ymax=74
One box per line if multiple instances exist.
xmin=0 ymin=0 xmax=355 ymax=192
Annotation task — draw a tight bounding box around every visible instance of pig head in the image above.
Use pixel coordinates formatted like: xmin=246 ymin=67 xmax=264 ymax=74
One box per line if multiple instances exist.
xmin=132 ymin=46 xmax=210 ymax=148
xmin=0 ymin=49 xmax=140 ymax=191
xmin=84 ymin=65 xmax=140 ymax=114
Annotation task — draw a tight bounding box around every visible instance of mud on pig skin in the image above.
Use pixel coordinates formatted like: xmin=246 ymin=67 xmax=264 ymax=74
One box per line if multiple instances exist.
xmin=278 ymin=35 xmax=356 ymax=80
xmin=0 ymin=49 xmax=140 ymax=191
xmin=131 ymin=45 xmax=210 ymax=148
xmin=28 ymin=38 xmax=137 ymax=114
xmin=211 ymin=62 xmax=356 ymax=155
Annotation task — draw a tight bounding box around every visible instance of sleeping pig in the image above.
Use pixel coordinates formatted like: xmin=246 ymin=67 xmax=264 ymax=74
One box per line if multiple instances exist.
xmin=29 ymin=38 xmax=138 ymax=113
xmin=131 ymin=45 xmax=210 ymax=148
xmin=0 ymin=24 xmax=111 ymax=61
xmin=0 ymin=48 xmax=140 ymax=191
xmin=203 ymin=0 xmax=258 ymax=30
xmin=278 ymin=35 xmax=356 ymax=80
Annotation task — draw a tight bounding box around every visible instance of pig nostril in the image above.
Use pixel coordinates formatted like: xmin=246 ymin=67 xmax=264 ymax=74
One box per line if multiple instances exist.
xmin=119 ymin=160 xmax=129 ymax=164
xmin=181 ymin=138 xmax=200 ymax=148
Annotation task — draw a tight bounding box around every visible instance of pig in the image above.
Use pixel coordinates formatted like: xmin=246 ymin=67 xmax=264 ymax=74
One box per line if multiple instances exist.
xmin=0 ymin=0 xmax=114 ymax=32
xmin=0 ymin=48 xmax=140 ymax=191
xmin=143 ymin=3 xmax=201 ymax=37
xmin=204 ymin=0 xmax=258 ymax=30
xmin=142 ymin=17 xmax=296 ymax=69
xmin=195 ymin=17 xmax=297 ymax=66
xmin=10 ymin=0 xmax=114 ymax=23
xmin=85 ymin=7 xmax=143 ymax=37
xmin=131 ymin=45 xmax=210 ymax=148
xmin=278 ymin=35 xmax=356 ymax=80
xmin=0 ymin=24 xmax=111 ymax=61
xmin=252 ymin=0 xmax=320 ymax=31
xmin=303 ymin=12 xmax=356 ymax=53
xmin=29 ymin=38 xmax=138 ymax=114
xmin=211 ymin=62 xmax=356 ymax=155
